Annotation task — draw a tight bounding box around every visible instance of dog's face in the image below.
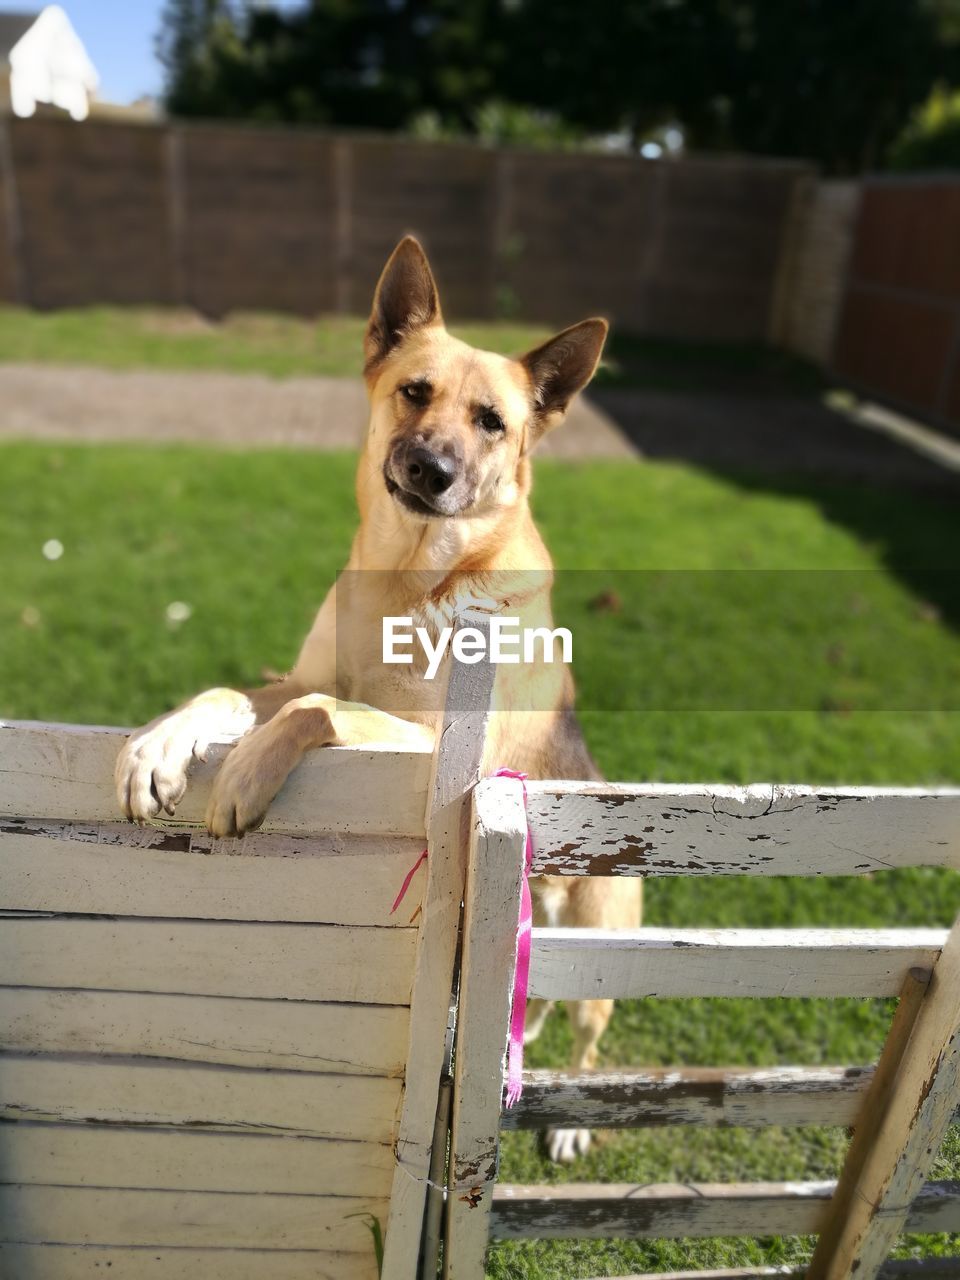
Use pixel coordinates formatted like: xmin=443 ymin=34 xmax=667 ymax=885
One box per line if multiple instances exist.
xmin=362 ymin=237 xmax=608 ymax=521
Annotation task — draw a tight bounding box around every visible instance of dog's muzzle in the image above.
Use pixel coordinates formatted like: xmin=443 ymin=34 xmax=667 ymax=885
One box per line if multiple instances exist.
xmin=384 ymin=441 xmax=467 ymax=517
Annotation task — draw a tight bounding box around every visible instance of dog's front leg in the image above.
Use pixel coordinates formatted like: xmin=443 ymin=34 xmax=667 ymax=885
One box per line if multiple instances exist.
xmin=205 ymin=694 xmax=434 ymax=837
xmin=116 ymin=684 xmax=297 ymax=824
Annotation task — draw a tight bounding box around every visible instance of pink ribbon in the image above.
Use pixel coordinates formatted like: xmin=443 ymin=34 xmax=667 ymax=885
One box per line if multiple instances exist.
xmin=492 ymin=768 xmax=533 ymax=1108
xmin=389 ymin=769 xmax=533 ymax=1108
xmin=390 ymin=848 xmax=428 ymax=916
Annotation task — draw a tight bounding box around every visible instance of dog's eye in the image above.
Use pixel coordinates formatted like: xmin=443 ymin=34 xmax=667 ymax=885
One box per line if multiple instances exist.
xmin=399 ymin=382 xmax=430 ymax=405
xmin=478 ymin=408 xmax=505 ymax=435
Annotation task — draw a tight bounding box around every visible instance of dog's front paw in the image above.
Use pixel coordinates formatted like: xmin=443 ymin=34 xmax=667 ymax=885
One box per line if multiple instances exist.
xmin=205 ymin=730 xmax=286 ymax=838
xmin=546 ymin=1127 xmax=592 ymax=1163
xmin=116 ymin=715 xmax=210 ymax=823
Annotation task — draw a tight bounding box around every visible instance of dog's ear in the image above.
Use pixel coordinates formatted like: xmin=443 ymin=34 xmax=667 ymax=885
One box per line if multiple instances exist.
xmin=521 ymin=318 xmax=609 ymax=442
xmin=365 ymin=236 xmax=442 ymax=369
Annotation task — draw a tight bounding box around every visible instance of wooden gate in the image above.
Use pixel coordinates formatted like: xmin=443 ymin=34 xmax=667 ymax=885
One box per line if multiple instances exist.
xmin=446 ymin=778 xmax=960 ymax=1279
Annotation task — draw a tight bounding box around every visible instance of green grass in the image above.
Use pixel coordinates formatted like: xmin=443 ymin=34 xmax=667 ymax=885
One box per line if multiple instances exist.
xmin=0 ymin=304 xmax=822 ymax=394
xmin=0 ymin=441 xmax=957 ymax=1277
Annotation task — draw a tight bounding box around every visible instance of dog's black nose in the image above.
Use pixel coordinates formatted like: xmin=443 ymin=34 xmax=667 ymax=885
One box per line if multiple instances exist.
xmin=405 ymin=446 xmax=456 ymax=498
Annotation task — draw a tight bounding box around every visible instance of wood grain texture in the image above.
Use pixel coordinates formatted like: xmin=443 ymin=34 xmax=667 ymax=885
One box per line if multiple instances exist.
xmin=0 ymin=1055 xmax=401 ymax=1142
xmin=523 ymin=782 xmax=960 ymax=877
xmin=0 ymin=720 xmax=432 ymax=836
xmin=0 ymin=1245 xmax=379 ymax=1280
xmin=0 ymin=1122 xmax=392 ymax=1196
xmin=0 ymin=987 xmax=409 ymax=1075
xmin=577 ymin=1265 xmax=960 ymax=1280
xmin=502 ymin=1065 xmax=876 ymax=1130
xmin=0 ymin=1184 xmax=388 ymax=1251
xmin=809 ymin=914 xmax=960 ymax=1280
xmin=807 ymin=968 xmax=931 ymax=1280
xmin=445 ymin=776 xmax=528 ymax=1280
xmin=1 ymin=917 xmax=416 ymax=1004
xmin=489 ymin=1179 xmax=960 ymax=1238
xmin=383 ymin=615 xmax=497 ymax=1280
xmin=528 ymin=927 xmax=946 ymax=1000
xmin=0 ymin=820 xmax=425 ymax=925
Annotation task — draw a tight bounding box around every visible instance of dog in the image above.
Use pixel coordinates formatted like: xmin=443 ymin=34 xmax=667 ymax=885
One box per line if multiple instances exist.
xmin=115 ymin=236 xmax=641 ymax=1162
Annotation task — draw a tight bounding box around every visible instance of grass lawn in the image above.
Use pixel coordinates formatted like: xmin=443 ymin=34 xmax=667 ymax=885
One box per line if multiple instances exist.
xmin=1 ymin=441 xmax=958 ymax=1277
xmin=0 ymin=304 xmax=822 ymax=393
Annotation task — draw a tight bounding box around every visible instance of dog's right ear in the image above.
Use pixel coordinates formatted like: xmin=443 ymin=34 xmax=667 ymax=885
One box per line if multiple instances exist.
xmin=364 ymin=237 xmax=442 ymax=370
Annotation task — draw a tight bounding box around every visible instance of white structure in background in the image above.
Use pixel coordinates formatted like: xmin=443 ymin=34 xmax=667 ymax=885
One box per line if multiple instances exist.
xmin=0 ymin=6 xmax=99 ymax=121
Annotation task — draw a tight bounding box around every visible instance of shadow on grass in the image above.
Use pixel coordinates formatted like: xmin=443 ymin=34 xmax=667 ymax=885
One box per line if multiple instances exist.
xmin=591 ymin=386 xmax=960 ymax=632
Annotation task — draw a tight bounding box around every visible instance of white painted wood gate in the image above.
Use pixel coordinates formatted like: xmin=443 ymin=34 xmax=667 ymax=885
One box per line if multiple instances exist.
xmin=2 ymin=654 xmax=959 ymax=1279
xmin=446 ymin=779 xmax=960 ymax=1280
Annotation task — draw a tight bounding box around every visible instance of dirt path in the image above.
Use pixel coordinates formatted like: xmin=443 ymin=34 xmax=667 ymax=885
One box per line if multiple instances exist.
xmin=2 ymin=363 xmax=958 ymax=487
xmin=0 ymin=364 xmax=635 ymax=459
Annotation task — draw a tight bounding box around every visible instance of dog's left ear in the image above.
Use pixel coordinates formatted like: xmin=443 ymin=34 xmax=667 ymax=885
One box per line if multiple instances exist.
xmin=521 ymin=318 xmax=609 ymax=443
xmin=365 ymin=236 xmax=443 ymax=370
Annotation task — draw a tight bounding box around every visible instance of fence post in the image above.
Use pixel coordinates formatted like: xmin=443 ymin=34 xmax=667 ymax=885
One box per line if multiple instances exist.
xmin=334 ymin=136 xmax=353 ymax=314
xmin=444 ymin=775 xmax=527 ymax=1280
xmin=382 ymin=614 xmax=497 ymax=1280
xmin=165 ymin=125 xmax=188 ymax=308
xmin=0 ymin=116 xmax=27 ymax=304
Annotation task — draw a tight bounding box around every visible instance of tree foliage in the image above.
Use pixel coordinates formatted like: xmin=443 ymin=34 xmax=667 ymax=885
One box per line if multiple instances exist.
xmin=157 ymin=0 xmax=960 ymax=173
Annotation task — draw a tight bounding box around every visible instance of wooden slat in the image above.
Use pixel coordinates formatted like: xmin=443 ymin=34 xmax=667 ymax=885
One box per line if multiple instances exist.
xmin=0 ymin=820 xmax=425 ymax=925
xmin=0 ymin=1185 xmax=388 ymax=1251
xmin=1 ymin=917 xmax=416 ymax=1004
xmin=524 ymin=782 xmax=960 ymax=877
xmin=0 ymin=987 xmax=408 ymax=1075
xmin=445 ymin=776 xmax=528 ymax=1280
xmin=579 ymin=1265 xmax=960 ymax=1280
xmin=0 ymin=1246 xmax=379 ymax=1280
xmin=810 ymin=913 xmax=960 ymax=1280
xmin=0 ymin=1055 xmax=401 ymax=1142
xmin=0 ymin=720 xmax=432 ymax=836
xmin=807 ymin=968 xmax=931 ymax=1279
xmin=503 ymin=1064 xmax=875 ymax=1130
xmin=0 ymin=1122 xmax=392 ymax=1196
xmin=489 ymin=1179 xmax=960 ymax=1238
xmin=529 ymin=927 xmax=946 ymax=1000
xmin=383 ymin=615 xmax=497 ymax=1280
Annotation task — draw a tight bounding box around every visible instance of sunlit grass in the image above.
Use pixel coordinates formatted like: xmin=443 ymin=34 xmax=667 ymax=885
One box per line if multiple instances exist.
xmin=0 ymin=440 xmax=957 ymax=1278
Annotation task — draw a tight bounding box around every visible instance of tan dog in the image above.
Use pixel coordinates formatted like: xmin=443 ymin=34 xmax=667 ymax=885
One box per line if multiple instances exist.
xmin=116 ymin=236 xmax=641 ymax=1161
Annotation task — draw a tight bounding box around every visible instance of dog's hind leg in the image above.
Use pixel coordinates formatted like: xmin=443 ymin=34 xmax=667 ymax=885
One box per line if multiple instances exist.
xmin=546 ymin=876 xmax=642 ymax=1163
xmin=523 ymin=999 xmax=555 ymax=1046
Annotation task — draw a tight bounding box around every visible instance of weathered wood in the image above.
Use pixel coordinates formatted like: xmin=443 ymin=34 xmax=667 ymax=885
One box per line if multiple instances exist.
xmin=0 ymin=1055 xmax=401 ymax=1142
xmin=502 ymin=1064 xmax=876 ymax=1130
xmin=0 ymin=1122 xmax=392 ymax=1196
xmin=808 ymin=913 xmax=960 ymax=1280
xmin=445 ymin=776 xmax=528 ymax=1280
xmin=578 ymin=1264 xmax=960 ymax=1280
xmin=0 ymin=820 xmax=425 ymax=925
xmin=0 ymin=1185 xmax=389 ymax=1251
xmin=489 ymin=1179 xmax=960 ymax=1239
xmin=523 ymin=782 xmax=960 ymax=877
xmin=0 ymin=720 xmax=432 ymax=836
xmin=807 ymin=968 xmax=931 ymax=1280
xmin=383 ymin=615 xmax=497 ymax=1280
xmin=0 ymin=987 xmax=409 ymax=1076
xmin=1 ymin=918 xmax=416 ymax=1005
xmin=528 ymin=927 xmax=946 ymax=1000
xmin=0 ymin=1245 xmax=379 ymax=1280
